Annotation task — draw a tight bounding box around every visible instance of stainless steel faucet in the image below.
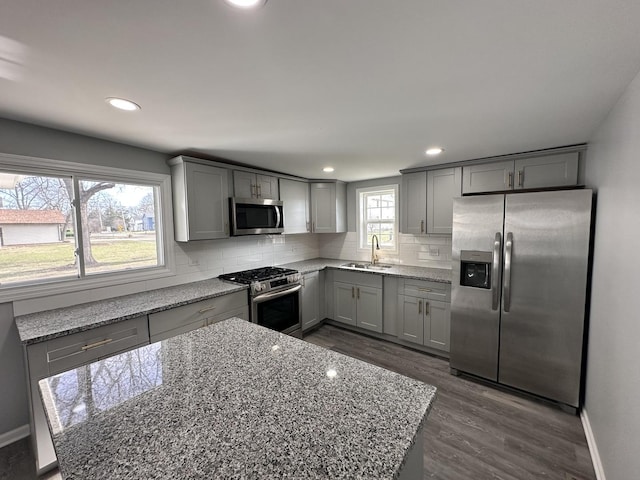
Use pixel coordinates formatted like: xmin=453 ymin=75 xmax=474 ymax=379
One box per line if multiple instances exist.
xmin=371 ymin=234 xmax=380 ymax=265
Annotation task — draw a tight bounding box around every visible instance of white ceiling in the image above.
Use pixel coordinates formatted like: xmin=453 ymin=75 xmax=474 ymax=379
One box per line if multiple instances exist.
xmin=1 ymin=1 xmax=640 ymax=181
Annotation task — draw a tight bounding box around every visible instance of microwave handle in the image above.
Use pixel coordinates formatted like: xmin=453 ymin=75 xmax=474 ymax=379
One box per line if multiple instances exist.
xmin=275 ymin=205 xmax=282 ymax=228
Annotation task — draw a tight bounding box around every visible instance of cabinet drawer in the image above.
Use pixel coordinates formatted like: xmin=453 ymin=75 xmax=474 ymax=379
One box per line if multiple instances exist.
xmin=400 ymin=279 xmax=450 ymax=301
xmin=148 ymin=291 xmax=247 ymax=337
xmin=45 ymin=315 xmax=149 ymax=375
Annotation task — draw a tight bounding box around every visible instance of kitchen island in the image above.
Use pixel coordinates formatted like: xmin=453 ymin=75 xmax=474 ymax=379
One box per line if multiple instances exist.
xmin=39 ymin=318 xmax=436 ymax=479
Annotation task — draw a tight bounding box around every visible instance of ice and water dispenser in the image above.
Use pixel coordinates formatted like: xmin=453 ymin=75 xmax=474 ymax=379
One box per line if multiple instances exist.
xmin=459 ymin=250 xmax=492 ymax=289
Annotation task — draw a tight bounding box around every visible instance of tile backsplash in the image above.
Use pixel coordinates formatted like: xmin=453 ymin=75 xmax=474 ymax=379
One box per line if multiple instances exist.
xmin=14 ymin=232 xmax=451 ymax=315
xmin=317 ymin=232 xmax=452 ymax=270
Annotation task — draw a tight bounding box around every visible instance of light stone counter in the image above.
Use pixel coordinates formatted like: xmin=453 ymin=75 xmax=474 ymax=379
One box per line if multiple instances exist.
xmin=15 ymin=278 xmax=247 ymax=345
xmin=39 ymin=318 xmax=437 ymax=480
xmin=280 ymin=257 xmax=452 ymax=283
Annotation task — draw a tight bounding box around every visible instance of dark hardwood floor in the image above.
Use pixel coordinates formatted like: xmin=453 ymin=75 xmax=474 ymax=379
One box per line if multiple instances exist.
xmin=305 ymin=324 xmax=596 ymax=480
xmin=0 ymin=324 xmax=596 ymax=479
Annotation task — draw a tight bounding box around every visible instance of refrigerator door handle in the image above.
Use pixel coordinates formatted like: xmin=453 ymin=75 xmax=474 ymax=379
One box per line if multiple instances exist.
xmin=492 ymin=232 xmax=502 ymax=310
xmin=504 ymin=232 xmax=513 ymax=312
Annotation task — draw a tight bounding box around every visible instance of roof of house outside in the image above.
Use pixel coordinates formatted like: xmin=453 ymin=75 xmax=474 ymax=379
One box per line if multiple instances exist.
xmin=0 ymin=209 xmax=66 ymax=224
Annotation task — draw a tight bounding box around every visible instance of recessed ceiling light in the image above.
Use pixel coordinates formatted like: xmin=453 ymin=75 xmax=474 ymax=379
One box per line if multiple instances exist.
xmin=224 ymin=0 xmax=267 ymax=9
xmin=425 ymin=147 xmax=444 ymax=156
xmin=105 ymin=97 xmax=141 ymax=111
xmin=323 ymin=167 xmax=335 ymax=173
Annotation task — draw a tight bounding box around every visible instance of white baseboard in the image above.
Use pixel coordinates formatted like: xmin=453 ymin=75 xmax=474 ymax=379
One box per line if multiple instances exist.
xmin=581 ymin=409 xmax=606 ymax=480
xmin=0 ymin=424 xmax=30 ymax=449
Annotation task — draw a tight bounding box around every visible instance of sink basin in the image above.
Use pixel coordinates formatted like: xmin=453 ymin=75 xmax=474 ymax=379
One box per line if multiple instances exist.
xmin=341 ymin=263 xmax=392 ymax=270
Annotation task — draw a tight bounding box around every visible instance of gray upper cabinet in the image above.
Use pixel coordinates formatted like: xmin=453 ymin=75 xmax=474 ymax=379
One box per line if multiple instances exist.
xmin=462 ymin=151 xmax=579 ymax=194
xmin=401 ymin=168 xmax=461 ymax=235
xmin=400 ymin=171 xmax=427 ymax=234
xmin=310 ymin=182 xmax=347 ymax=233
xmin=169 ymin=157 xmax=230 ymax=241
xmin=513 ymin=152 xmax=578 ymax=190
xmin=427 ymin=167 xmax=462 ymax=235
xmin=462 ymin=160 xmax=514 ymax=194
xmin=233 ymin=170 xmax=279 ymax=199
xmin=279 ymin=178 xmax=310 ymax=234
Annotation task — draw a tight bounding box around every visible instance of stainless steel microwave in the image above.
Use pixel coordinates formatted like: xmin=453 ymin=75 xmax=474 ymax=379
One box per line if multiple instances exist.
xmin=230 ymin=197 xmax=284 ymax=236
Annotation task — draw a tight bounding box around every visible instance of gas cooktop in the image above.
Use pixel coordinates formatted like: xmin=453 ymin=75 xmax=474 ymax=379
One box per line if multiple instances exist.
xmin=219 ymin=266 xmax=299 ymax=285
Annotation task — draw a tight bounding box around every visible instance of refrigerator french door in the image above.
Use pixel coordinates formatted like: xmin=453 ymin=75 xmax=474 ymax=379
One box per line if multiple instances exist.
xmin=450 ymin=189 xmax=593 ymax=408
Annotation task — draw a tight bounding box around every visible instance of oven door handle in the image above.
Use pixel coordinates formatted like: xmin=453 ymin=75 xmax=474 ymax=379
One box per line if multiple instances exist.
xmin=253 ymin=284 xmax=302 ymax=304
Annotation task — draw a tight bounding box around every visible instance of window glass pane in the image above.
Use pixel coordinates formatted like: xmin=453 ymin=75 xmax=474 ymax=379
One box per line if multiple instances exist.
xmin=359 ymin=186 xmax=398 ymax=251
xmin=78 ymin=180 xmax=160 ymax=275
xmin=0 ymin=171 xmax=77 ymax=285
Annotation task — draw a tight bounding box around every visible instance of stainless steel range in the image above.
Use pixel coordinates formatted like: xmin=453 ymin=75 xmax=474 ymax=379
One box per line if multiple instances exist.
xmin=219 ymin=266 xmax=302 ymax=337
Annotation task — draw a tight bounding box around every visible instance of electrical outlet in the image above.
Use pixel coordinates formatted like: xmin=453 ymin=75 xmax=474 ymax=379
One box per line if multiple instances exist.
xmin=188 ymin=257 xmax=200 ymax=267
xmin=429 ymin=246 xmax=440 ymax=256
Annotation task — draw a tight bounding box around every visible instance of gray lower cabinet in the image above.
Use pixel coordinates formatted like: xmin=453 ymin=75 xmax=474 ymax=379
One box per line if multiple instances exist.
xmin=301 ymin=271 xmax=322 ymax=331
xmin=397 ymin=279 xmax=451 ymax=353
xmin=148 ymin=291 xmax=248 ymax=343
xmin=333 ymin=271 xmax=383 ymax=333
xmin=462 ymin=151 xmax=579 ymax=194
xmin=25 ymin=315 xmax=150 ymax=474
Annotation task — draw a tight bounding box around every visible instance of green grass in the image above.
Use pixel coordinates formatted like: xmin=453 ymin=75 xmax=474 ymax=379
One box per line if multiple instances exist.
xmin=0 ymin=239 xmax=158 ymax=285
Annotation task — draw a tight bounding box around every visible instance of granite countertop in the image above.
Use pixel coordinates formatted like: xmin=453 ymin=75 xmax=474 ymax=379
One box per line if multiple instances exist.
xmin=280 ymin=257 xmax=452 ymax=283
xmin=39 ymin=318 xmax=437 ymax=480
xmin=15 ymin=279 xmax=247 ymax=345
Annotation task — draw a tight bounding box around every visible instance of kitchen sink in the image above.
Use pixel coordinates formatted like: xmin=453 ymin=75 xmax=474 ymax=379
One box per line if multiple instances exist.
xmin=341 ymin=262 xmax=393 ymax=270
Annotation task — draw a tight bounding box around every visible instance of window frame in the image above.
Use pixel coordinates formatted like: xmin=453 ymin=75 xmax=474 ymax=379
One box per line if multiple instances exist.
xmin=0 ymin=152 xmax=175 ymax=302
xmin=356 ymin=184 xmax=399 ymax=254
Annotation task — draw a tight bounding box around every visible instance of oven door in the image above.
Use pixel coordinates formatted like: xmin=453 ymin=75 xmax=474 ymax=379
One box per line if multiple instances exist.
xmin=251 ymin=284 xmax=302 ymax=336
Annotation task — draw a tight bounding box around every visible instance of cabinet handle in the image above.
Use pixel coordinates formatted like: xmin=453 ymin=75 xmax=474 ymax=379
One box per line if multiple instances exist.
xmin=425 ymin=302 xmax=430 ymax=315
xmin=198 ymin=305 xmax=216 ymax=314
xmin=257 ymin=184 xmax=262 ymax=197
xmin=357 ymin=287 xmax=360 ymax=299
xmin=508 ymin=172 xmax=514 ymax=188
xmin=517 ymin=170 xmax=523 ymax=187
xmin=352 ymin=286 xmax=355 ymax=298
xmin=225 ymin=222 xmax=229 ymax=235
xmin=312 ymin=221 xmax=315 ymax=232
xmin=418 ymin=300 xmax=422 ymax=314
xmin=418 ymin=287 xmax=432 ymax=292
xmin=82 ymin=338 xmax=113 ymax=351
xmin=306 ymin=221 xmax=310 ymax=232
xmin=420 ymin=220 xmax=424 ymax=233
xmin=250 ymin=184 xmax=256 ymax=197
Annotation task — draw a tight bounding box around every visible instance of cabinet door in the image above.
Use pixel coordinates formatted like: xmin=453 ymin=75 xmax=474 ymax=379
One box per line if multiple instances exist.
xmin=186 ymin=163 xmax=229 ymax=239
xmin=233 ymin=170 xmax=255 ymax=198
xmin=333 ymin=281 xmax=357 ymax=326
xmin=424 ymin=299 xmax=450 ymax=352
xmin=398 ymin=295 xmax=424 ymax=345
xmin=427 ymin=167 xmax=461 ymax=235
xmin=256 ymin=174 xmax=279 ymax=199
xmin=279 ymin=179 xmax=310 ymax=234
xmin=401 ymin=172 xmax=427 ymax=234
xmin=311 ymin=183 xmax=336 ymax=233
xmin=356 ymin=285 xmax=383 ymax=333
xmin=514 ymin=152 xmax=579 ymax=190
xmin=462 ymin=160 xmax=514 ymax=194
xmin=302 ymin=272 xmax=320 ymax=331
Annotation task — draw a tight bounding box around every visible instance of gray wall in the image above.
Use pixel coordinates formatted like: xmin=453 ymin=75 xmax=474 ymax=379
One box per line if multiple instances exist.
xmin=0 ymin=118 xmax=169 ymax=174
xmin=0 ymin=303 xmax=28 ymax=435
xmin=346 ymin=175 xmax=401 ymax=231
xmin=0 ymin=118 xmax=169 ymax=438
xmin=584 ymin=69 xmax=640 ymax=479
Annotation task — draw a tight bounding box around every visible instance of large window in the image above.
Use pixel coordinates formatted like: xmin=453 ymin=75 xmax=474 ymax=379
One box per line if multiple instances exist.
xmin=0 ymin=154 xmax=172 ymax=295
xmin=357 ymin=185 xmax=399 ymax=252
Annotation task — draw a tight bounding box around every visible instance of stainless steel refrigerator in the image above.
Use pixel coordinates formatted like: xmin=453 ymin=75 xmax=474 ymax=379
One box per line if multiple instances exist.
xmin=450 ymin=189 xmax=593 ymax=409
